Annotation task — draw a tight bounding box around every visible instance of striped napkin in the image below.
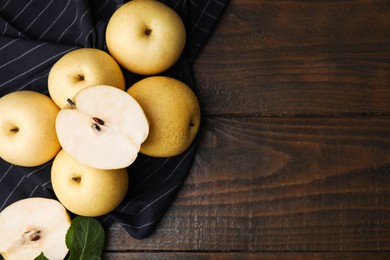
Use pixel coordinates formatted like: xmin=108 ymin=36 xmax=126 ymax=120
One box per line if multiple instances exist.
xmin=0 ymin=0 xmax=229 ymax=239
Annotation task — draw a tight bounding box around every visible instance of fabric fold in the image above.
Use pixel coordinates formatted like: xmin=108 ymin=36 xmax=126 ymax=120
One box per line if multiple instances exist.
xmin=0 ymin=0 xmax=229 ymax=239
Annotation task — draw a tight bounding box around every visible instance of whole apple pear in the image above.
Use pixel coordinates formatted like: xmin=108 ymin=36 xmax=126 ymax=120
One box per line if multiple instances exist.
xmin=0 ymin=91 xmax=61 ymax=166
xmin=51 ymin=149 xmax=129 ymax=217
xmin=48 ymin=48 xmax=125 ymax=108
xmin=127 ymin=76 xmax=201 ymax=157
xmin=106 ymin=0 xmax=186 ymax=75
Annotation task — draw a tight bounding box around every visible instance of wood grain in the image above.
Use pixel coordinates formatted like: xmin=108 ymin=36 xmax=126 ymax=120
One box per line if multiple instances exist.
xmin=194 ymin=0 xmax=390 ymax=116
xmin=104 ymin=0 xmax=390 ymax=257
xmin=106 ymin=116 xmax=390 ymax=251
xmin=103 ymin=252 xmax=390 ymax=260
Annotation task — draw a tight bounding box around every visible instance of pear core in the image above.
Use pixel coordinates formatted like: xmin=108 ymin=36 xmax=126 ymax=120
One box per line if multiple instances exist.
xmin=0 ymin=198 xmax=71 ymax=260
xmin=56 ymin=85 xmax=149 ymax=170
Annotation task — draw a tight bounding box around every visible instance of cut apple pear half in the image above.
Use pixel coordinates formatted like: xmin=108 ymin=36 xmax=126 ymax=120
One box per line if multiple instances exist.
xmin=55 ymin=85 xmax=149 ymax=170
xmin=0 ymin=197 xmax=71 ymax=260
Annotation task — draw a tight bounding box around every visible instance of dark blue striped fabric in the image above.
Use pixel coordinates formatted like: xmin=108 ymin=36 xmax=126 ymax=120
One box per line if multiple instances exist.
xmin=0 ymin=0 xmax=229 ymax=239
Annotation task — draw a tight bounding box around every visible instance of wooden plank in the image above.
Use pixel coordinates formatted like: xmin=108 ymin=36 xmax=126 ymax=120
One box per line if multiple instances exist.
xmin=193 ymin=0 xmax=390 ymax=115
xmin=103 ymin=252 xmax=390 ymax=260
xmin=106 ymin=116 xmax=390 ymax=251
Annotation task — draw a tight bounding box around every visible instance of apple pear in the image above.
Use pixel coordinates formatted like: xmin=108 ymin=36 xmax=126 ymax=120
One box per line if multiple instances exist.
xmin=48 ymin=48 xmax=125 ymax=108
xmin=127 ymin=76 xmax=201 ymax=157
xmin=51 ymin=149 xmax=129 ymax=217
xmin=0 ymin=197 xmax=70 ymax=260
xmin=105 ymin=0 xmax=186 ymax=75
xmin=0 ymin=91 xmax=61 ymax=167
xmin=55 ymin=85 xmax=149 ymax=170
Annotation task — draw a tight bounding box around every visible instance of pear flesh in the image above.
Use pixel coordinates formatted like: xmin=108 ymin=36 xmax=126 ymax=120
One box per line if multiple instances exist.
xmin=0 ymin=197 xmax=71 ymax=260
xmin=55 ymin=85 xmax=149 ymax=170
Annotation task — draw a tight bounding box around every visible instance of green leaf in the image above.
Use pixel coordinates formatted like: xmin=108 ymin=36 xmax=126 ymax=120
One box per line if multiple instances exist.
xmin=34 ymin=252 xmax=49 ymax=260
xmin=65 ymin=216 xmax=105 ymax=260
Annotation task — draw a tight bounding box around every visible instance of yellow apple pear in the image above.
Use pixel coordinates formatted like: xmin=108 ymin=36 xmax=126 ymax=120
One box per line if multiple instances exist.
xmin=127 ymin=76 xmax=201 ymax=157
xmin=51 ymin=149 xmax=129 ymax=217
xmin=48 ymin=48 xmax=125 ymax=108
xmin=106 ymin=0 xmax=186 ymax=75
xmin=0 ymin=91 xmax=61 ymax=167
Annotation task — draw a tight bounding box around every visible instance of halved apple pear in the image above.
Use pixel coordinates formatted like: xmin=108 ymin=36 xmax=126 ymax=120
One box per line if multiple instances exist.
xmin=55 ymin=85 xmax=149 ymax=170
xmin=0 ymin=197 xmax=70 ymax=260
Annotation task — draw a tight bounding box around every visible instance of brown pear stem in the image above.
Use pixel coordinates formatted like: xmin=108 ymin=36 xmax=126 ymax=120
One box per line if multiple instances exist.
xmin=67 ymin=98 xmax=76 ymax=108
xmin=77 ymin=74 xmax=85 ymax=81
xmin=72 ymin=176 xmax=81 ymax=183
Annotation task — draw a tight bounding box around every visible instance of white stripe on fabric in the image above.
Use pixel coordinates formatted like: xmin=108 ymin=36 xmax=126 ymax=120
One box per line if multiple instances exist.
xmin=10 ymin=0 xmax=34 ymax=23
xmin=38 ymin=0 xmax=71 ymax=41
xmin=0 ymin=38 xmax=20 ymax=52
xmin=1 ymin=22 xmax=7 ymax=36
xmin=116 ymin=158 xmax=170 ymax=212
xmin=132 ymin=157 xmax=151 ymax=171
xmin=57 ymin=0 xmax=79 ymax=43
xmin=73 ymin=8 xmax=91 ymax=45
xmin=0 ymin=42 xmax=48 ymax=69
xmin=24 ymin=0 xmax=55 ymax=33
xmin=26 ymin=161 xmax=51 ymax=178
xmin=156 ymin=145 xmax=195 ymax=187
xmin=191 ymin=1 xmax=218 ymax=19
xmin=94 ymin=0 xmax=111 ymax=16
xmin=83 ymin=27 xmax=95 ymax=47
xmin=137 ymin=181 xmax=182 ymax=215
xmin=189 ymin=0 xmax=212 ymax=34
xmin=0 ymin=0 xmax=12 ymax=12
xmin=0 ymin=164 xmax=13 ymax=183
xmin=16 ymin=72 xmax=49 ymax=91
xmin=190 ymin=39 xmax=202 ymax=47
xmin=0 ymin=46 xmax=78 ymax=88
xmin=172 ymin=0 xmax=181 ymax=10
xmin=190 ymin=20 xmax=211 ymax=33
xmin=120 ymin=145 xmax=195 ymax=213
xmin=122 ymin=214 xmax=162 ymax=229
xmin=28 ymin=185 xmax=39 ymax=197
xmin=130 ymin=158 xmax=170 ymax=193
xmin=118 ymin=181 xmax=185 ymax=230
xmin=214 ymin=0 xmax=225 ymax=6
xmin=0 ymin=175 xmax=25 ymax=210
xmin=41 ymin=180 xmax=52 ymax=187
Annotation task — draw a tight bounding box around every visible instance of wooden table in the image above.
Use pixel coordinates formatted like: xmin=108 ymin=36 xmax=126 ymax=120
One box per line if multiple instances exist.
xmin=103 ymin=0 xmax=390 ymax=259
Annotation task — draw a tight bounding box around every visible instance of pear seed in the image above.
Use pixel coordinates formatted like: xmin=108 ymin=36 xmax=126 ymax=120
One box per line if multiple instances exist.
xmin=92 ymin=123 xmax=101 ymax=132
xmin=30 ymin=234 xmax=40 ymax=241
xmin=93 ymin=117 xmax=105 ymax=125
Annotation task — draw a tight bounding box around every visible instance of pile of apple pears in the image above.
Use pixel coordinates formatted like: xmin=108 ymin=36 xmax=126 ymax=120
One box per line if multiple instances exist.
xmin=0 ymin=1 xmax=200 ymax=259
